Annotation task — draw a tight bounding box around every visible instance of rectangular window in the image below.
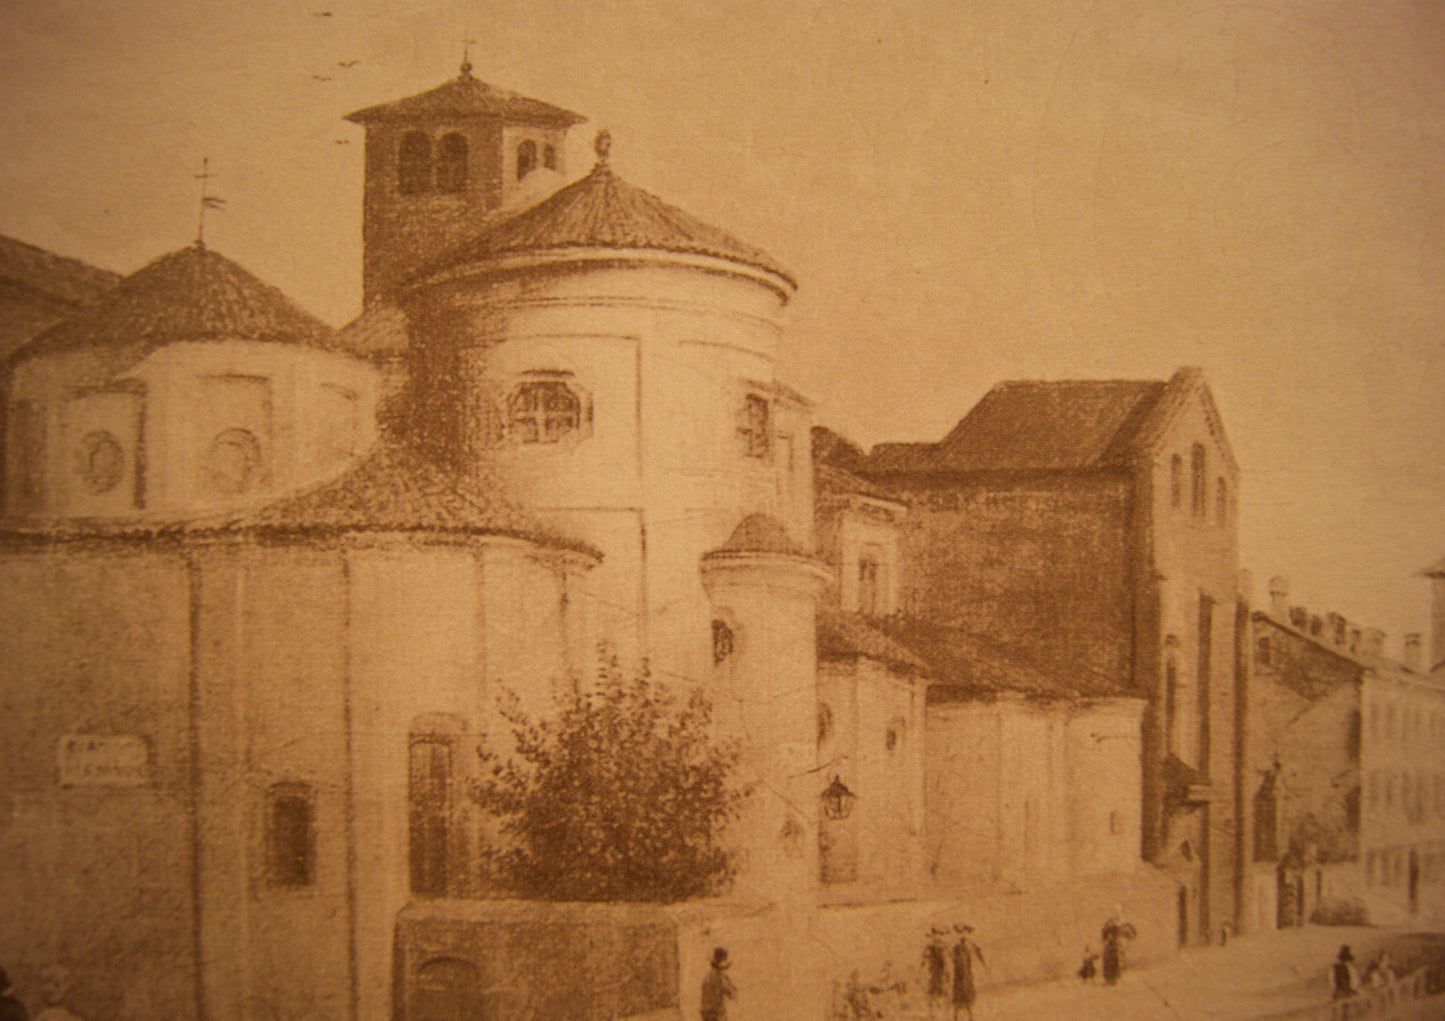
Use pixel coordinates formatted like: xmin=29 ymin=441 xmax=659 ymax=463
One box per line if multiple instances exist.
xmin=1197 ymin=595 xmax=1213 ymax=766
xmin=266 ymin=783 xmax=315 ymax=888
xmin=858 ymin=555 xmax=880 ymax=616
xmin=739 ymin=394 xmax=771 ymax=458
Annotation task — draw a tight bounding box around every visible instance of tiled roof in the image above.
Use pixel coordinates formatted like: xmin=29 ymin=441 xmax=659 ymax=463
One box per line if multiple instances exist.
xmin=345 ymin=70 xmax=585 ymax=127
xmin=882 ymin=618 xmax=1131 ymax=700
xmin=0 ymin=442 xmax=595 ymax=554
xmin=418 ymin=162 xmax=795 ymax=289
xmin=333 ymin=302 xmax=410 ymax=358
xmin=817 ymin=608 xmax=928 ymax=673
xmin=0 ymin=234 xmax=119 ymax=308
xmin=864 ymin=369 xmax=1223 ymax=476
xmin=14 ymin=244 xmax=334 ymax=361
xmin=815 ymin=463 xmax=902 ymax=503
xmin=932 ymin=379 xmax=1168 ymax=471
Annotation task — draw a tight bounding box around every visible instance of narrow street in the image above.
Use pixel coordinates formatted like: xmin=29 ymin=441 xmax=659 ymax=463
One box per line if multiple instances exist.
xmin=876 ymin=927 xmax=1445 ymax=1021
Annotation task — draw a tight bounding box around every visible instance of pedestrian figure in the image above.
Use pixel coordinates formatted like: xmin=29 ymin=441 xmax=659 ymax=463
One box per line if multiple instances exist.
xmin=1363 ymin=948 xmax=1395 ymax=989
xmin=1100 ymin=916 xmax=1137 ymax=985
xmin=922 ymin=927 xmax=949 ymax=1020
xmin=1078 ymin=946 xmax=1099 ymax=983
xmin=0 ymin=968 xmax=28 ymax=1021
xmin=841 ymin=970 xmax=878 ymax=1020
xmin=1331 ymin=945 xmax=1359 ymax=1001
xmin=950 ymin=924 xmax=984 ymax=1021
xmin=701 ymin=947 xmax=736 ymax=1021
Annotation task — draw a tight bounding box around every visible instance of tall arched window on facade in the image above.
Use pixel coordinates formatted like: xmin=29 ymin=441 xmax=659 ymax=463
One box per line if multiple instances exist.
xmin=516 ymin=139 xmax=538 ymax=180
xmin=436 ymin=133 xmax=468 ymax=192
xmin=1216 ymin=477 xmax=1228 ymax=525
xmin=409 ymin=735 xmax=452 ymax=897
xmin=543 ymin=143 xmax=558 ymax=170
xmin=1170 ymin=454 xmax=1183 ymax=509
xmin=1190 ymin=443 xmax=1207 ymax=517
xmin=398 ymin=131 xmax=432 ymax=194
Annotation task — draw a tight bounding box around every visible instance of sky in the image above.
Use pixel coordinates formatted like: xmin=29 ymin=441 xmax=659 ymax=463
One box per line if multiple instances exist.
xmin=1 ymin=0 xmax=1442 ymax=654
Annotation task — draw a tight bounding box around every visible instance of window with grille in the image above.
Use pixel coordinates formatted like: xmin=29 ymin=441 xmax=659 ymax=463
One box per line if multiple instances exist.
xmin=507 ymin=380 xmax=581 ymax=444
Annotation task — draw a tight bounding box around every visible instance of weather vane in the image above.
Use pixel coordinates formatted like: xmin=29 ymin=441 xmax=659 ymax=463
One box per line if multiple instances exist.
xmin=194 ymin=157 xmax=226 ymax=247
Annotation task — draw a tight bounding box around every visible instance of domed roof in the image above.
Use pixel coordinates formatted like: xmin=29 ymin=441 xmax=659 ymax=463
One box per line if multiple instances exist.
xmin=345 ymin=67 xmax=585 ymax=127
xmin=416 ymin=158 xmax=796 ymax=292
xmin=14 ymin=243 xmax=333 ymax=361
xmin=716 ymin=513 xmax=807 ymax=556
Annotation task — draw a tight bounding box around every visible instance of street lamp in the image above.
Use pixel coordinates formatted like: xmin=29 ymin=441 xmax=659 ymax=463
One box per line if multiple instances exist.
xmin=821 ymin=775 xmax=857 ymax=821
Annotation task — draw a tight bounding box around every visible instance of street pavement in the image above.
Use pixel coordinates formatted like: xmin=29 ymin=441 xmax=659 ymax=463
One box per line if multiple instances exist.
xmin=886 ymin=925 xmax=1445 ymax=1021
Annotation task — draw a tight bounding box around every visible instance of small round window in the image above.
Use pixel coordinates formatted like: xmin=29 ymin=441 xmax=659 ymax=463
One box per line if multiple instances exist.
xmin=204 ymin=428 xmax=262 ymax=495
xmin=76 ymin=431 xmax=124 ymax=495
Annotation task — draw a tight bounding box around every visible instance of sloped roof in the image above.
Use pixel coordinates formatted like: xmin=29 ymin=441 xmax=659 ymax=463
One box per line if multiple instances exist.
xmin=417 ymin=161 xmax=795 ymax=290
xmin=0 ymin=442 xmax=595 ymax=554
xmin=933 ymin=379 xmax=1168 ymax=471
xmin=817 ymin=608 xmax=928 ymax=673
xmin=345 ymin=68 xmax=585 ymax=126
xmin=883 ymin=618 xmax=1131 ymax=700
xmin=1421 ymin=556 xmax=1445 ymax=578
xmin=815 ymin=462 xmax=902 ymax=503
xmin=862 ymin=368 xmax=1229 ymax=475
xmin=14 ymin=244 xmax=333 ymax=361
xmin=333 ymin=302 xmax=410 ymax=358
xmin=0 ymin=234 xmax=119 ymax=308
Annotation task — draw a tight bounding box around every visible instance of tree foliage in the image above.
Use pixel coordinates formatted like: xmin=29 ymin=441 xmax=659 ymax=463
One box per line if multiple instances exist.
xmin=471 ymin=656 xmax=748 ymax=902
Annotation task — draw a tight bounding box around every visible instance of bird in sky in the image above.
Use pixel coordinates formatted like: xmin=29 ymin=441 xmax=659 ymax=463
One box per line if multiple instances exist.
xmin=332 ymin=139 xmax=350 ymax=145
xmin=311 ymin=10 xmax=332 ymax=16
xmin=337 ymin=59 xmax=361 ymax=68
xmin=310 ymin=74 xmax=333 ymax=81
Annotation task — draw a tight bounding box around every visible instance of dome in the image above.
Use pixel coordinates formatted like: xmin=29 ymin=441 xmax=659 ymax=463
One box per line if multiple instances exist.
xmin=14 ymin=243 xmax=333 ymax=362
xmin=717 ymin=513 xmax=807 ymax=556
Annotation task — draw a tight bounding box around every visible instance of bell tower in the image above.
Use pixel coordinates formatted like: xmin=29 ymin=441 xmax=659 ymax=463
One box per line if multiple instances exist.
xmin=345 ymin=62 xmax=585 ymax=304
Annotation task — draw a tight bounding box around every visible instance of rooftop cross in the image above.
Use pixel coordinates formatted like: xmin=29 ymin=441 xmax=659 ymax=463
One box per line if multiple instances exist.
xmin=194 ymin=157 xmax=226 ymax=248
xmin=460 ymin=35 xmax=477 ymax=78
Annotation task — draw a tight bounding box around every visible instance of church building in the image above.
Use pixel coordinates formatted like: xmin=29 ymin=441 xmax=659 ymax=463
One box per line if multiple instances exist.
xmin=0 ymin=66 xmax=1187 ymax=1020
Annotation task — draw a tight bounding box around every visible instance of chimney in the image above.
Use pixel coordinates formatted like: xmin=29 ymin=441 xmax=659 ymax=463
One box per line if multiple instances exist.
xmin=1328 ymin=613 xmax=1347 ymax=646
xmin=1361 ymin=628 xmax=1385 ymax=659
xmin=1289 ymin=606 xmax=1309 ymax=630
xmin=1404 ymin=633 xmax=1422 ymax=672
xmin=1268 ymin=576 xmax=1289 ymax=619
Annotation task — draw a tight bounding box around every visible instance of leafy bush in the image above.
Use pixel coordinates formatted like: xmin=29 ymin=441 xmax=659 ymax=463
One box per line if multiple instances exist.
xmin=471 ymin=657 xmax=748 ymax=902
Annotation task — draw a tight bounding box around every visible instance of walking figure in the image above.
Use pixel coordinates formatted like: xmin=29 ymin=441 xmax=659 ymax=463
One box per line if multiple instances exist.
xmin=950 ymin=924 xmax=984 ymax=1021
xmin=922 ymin=927 xmax=949 ymax=1020
xmin=1100 ymin=916 xmax=1137 ymax=986
xmin=1078 ymin=946 xmax=1099 ymax=983
xmin=1331 ymin=945 xmax=1359 ymax=1001
xmin=701 ymin=947 xmax=736 ymax=1021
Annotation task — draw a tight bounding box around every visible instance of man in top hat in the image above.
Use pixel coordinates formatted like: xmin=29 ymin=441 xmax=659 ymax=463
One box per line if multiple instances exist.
xmin=701 ymin=947 xmax=736 ymax=1021
xmin=1332 ymin=945 xmax=1359 ymax=1000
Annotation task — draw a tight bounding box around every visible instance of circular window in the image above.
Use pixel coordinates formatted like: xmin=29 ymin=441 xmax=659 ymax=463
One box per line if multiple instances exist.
xmin=76 ymin=431 xmax=124 ymax=495
xmin=204 ymin=428 xmax=262 ymax=495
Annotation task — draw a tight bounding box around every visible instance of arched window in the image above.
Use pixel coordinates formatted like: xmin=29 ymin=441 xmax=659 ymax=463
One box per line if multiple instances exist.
xmin=1190 ymin=443 xmax=1207 ymax=517
xmin=516 ymin=139 xmax=538 ymax=180
xmin=266 ymin=782 xmax=315 ymax=888
xmin=398 ymin=131 xmax=432 ymax=194
xmin=1164 ymin=656 xmax=1179 ymax=756
xmin=1215 ymin=477 xmax=1228 ymax=524
xmin=712 ymin=619 xmax=734 ymax=663
xmin=436 ymin=132 xmax=468 ymax=192
xmin=507 ymin=380 xmax=581 ymax=444
xmin=858 ymin=553 xmax=880 ymax=616
xmin=409 ymin=735 xmax=452 ymax=897
xmin=542 ymin=143 xmax=558 ymax=170
xmin=1170 ymin=454 xmax=1183 ymax=509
